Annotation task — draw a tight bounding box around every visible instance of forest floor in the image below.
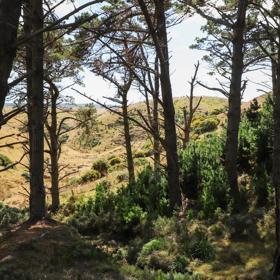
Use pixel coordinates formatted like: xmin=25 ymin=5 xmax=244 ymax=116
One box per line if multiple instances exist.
xmin=0 ymin=220 xmax=273 ymax=280
xmin=0 ymin=220 xmax=129 ymax=280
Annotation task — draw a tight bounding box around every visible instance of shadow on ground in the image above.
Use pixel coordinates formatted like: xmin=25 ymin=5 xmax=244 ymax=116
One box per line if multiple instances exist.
xmin=0 ymin=220 xmax=127 ymax=280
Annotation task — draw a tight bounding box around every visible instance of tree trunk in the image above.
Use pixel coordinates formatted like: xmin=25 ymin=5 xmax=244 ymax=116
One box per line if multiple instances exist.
xmin=153 ymin=56 xmax=161 ymax=180
xmin=225 ymin=0 xmax=247 ymax=212
xmin=27 ymin=0 xmax=46 ymax=221
xmin=0 ymin=0 xmax=22 ymax=122
xmin=182 ymin=108 xmax=190 ymax=149
xmin=273 ymin=45 xmax=280 ymax=277
xmin=49 ymin=89 xmax=60 ymax=213
xmin=122 ymin=91 xmax=135 ymax=184
xmin=154 ymin=0 xmax=181 ymax=209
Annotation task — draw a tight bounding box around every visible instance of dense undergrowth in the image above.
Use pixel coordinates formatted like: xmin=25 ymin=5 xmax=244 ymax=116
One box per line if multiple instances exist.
xmin=58 ymin=97 xmax=274 ymax=277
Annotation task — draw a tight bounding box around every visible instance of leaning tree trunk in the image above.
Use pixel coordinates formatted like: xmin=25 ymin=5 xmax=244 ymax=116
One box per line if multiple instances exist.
xmin=27 ymin=0 xmax=46 ymax=221
xmin=272 ymin=45 xmax=280 ymax=277
xmin=122 ymin=90 xmax=135 ymax=184
xmin=154 ymin=0 xmax=181 ymax=209
xmin=225 ymin=0 xmax=247 ymax=212
xmin=0 ymin=0 xmax=22 ymax=122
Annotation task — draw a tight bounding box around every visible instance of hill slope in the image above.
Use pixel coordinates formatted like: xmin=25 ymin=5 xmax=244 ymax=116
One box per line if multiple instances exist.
xmin=0 ymin=95 xmax=259 ymax=207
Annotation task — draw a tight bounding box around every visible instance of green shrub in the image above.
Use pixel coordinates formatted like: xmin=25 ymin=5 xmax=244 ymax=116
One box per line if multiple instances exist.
xmin=122 ymin=166 xmax=169 ymax=217
xmin=108 ymin=156 xmax=122 ymax=166
xmin=64 ymin=167 xmax=168 ymax=238
xmin=0 ymin=154 xmax=13 ymax=168
xmin=188 ymin=235 xmax=215 ymax=261
xmin=75 ymin=104 xmax=100 ymax=148
xmin=141 ymin=239 xmax=164 ymax=256
xmin=92 ymin=159 xmax=109 ymax=176
xmin=79 ymin=170 xmax=101 ymax=184
xmin=193 ymin=117 xmax=219 ymax=134
xmin=0 ymin=203 xmax=27 ymax=228
xmin=238 ymin=95 xmax=273 ymax=205
xmin=210 ymin=107 xmax=227 ymax=116
xmin=136 ymin=239 xmax=169 ymax=270
xmin=134 ymin=158 xmax=149 ymax=167
xmin=180 ymin=134 xmax=229 ymax=215
xmin=169 ymin=255 xmax=188 ymax=273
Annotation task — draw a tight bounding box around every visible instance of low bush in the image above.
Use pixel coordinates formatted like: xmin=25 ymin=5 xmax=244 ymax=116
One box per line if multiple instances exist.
xmin=192 ymin=116 xmax=219 ymax=134
xmin=78 ymin=170 xmax=101 ymax=184
xmin=108 ymin=156 xmax=122 ymax=166
xmin=188 ymin=234 xmax=215 ymax=261
xmin=134 ymin=149 xmax=153 ymax=159
xmin=180 ymin=134 xmax=229 ymax=215
xmin=63 ymin=167 xmax=168 ymax=238
xmin=134 ymin=158 xmax=149 ymax=167
xmin=0 ymin=203 xmax=27 ymax=228
xmin=92 ymin=159 xmax=109 ymax=177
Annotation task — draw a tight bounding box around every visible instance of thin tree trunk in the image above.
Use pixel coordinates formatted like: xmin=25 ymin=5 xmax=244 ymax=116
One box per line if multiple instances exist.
xmin=182 ymin=108 xmax=190 ymax=149
xmin=273 ymin=44 xmax=280 ymax=277
xmin=0 ymin=0 xmax=22 ymax=121
xmin=225 ymin=0 xmax=247 ymax=212
xmin=153 ymin=56 xmax=161 ymax=180
xmin=122 ymin=91 xmax=135 ymax=184
xmin=28 ymin=0 xmax=46 ymax=221
xmin=49 ymin=89 xmax=60 ymax=213
xmin=154 ymin=0 xmax=181 ymax=209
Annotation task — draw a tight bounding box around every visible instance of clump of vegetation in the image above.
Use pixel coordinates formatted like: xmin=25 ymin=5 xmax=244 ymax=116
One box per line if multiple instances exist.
xmin=78 ymin=170 xmax=101 ymax=184
xmin=75 ymin=104 xmax=100 ymax=149
xmin=116 ymin=172 xmax=128 ymax=183
xmin=192 ymin=116 xmax=219 ymax=134
xmin=92 ymin=159 xmax=109 ymax=177
xmin=134 ymin=149 xmax=153 ymax=159
xmin=108 ymin=156 xmax=122 ymax=166
xmin=62 ymin=167 xmax=168 ymax=237
xmin=210 ymin=107 xmax=227 ymax=116
xmin=180 ymin=133 xmax=229 ymax=215
xmin=0 ymin=154 xmax=13 ymax=168
xmin=0 ymin=203 xmax=27 ymax=228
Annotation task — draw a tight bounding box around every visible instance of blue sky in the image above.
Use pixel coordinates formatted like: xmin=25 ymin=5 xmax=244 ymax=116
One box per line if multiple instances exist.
xmin=56 ymin=1 xmax=270 ymax=104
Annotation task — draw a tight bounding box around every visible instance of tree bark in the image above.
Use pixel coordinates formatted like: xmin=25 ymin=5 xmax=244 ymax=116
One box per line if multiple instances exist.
xmin=153 ymin=56 xmax=161 ymax=180
xmin=182 ymin=108 xmax=190 ymax=149
xmin=49 ymin=88 xmax=60 ymax=213
xmin=272 ymin=42 xmax=280 ymax=277
xmin=138 ymin=0 xmax=181 ymax=209
xmin=154 ymin=0 xmax=181 ymax=209
xmin=122 ymin=90 xmax=135 ymax=184
xmin=0 ymin=0 xmax=22 ymax=122
xmin=225 ymin=0 xmax=247 ymax=212
xmin=27 ymin=0 xmax=46 ymax=221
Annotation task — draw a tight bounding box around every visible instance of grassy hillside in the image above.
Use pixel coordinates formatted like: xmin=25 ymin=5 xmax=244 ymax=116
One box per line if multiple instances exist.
xmin=0 ymin=95 xmax=246 ymax=207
